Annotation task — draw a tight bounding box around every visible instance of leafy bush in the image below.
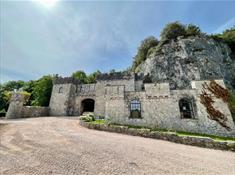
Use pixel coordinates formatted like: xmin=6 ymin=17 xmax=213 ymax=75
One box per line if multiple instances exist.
xmin=72 ymin=70 xmax=88 ymax=84
xmin=79 ymin=115 xmax=93 ymax=122
xmin=160 ymin=22 xmax=186 ymax=41
xmin=186 ymin=24 xmax=202 ymax=36
xmin=87 ymin=70 xmax=101 ymax=84
xmin=131 ymin=22 xmax=203 ymax=72
xmin=72 ymin=70 xmax=101 ymax=84
xmin=0 ymin=80 xmax=26 ymax=112
xmin=79 ymin=114 xmax=95 ymax=122
xmin=1 ymin=80 xmax=25 ymax=91
xmin=211 ymin=27 xmax=235 ymax=58
xmin=131 ymin=36 xmax=158 ymax=71
xmin=31 ymin=75 xmax=53 ymax=106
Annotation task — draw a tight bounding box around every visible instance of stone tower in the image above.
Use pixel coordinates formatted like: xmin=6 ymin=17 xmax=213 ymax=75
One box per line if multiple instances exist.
xmin=6 ymin=92 xmax=25 ymax=119
xmin=49 ymin=77 xmax=78 ymax=116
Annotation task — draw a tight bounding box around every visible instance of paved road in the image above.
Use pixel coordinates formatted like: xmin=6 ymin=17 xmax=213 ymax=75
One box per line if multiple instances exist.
xmin=0 ymin=117 xmax=234 ymax=175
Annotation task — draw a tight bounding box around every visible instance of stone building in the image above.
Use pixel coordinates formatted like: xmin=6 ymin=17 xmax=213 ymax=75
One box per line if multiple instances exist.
xmin=49 ymin=72 xmax=235 ymax=137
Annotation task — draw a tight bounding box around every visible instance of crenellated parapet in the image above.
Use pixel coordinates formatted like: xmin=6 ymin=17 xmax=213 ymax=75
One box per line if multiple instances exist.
xmin=97 ymin=72 xmax=135 ymax=81
xmin=53 ymin=76 xmax=81 ymax=85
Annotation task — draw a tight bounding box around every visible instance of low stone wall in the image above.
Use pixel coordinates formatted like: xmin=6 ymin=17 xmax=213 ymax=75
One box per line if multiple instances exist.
xmin=21 ymin=106 xmax=49 ymax=118
xmin=80 ymin=120 xmax=235 ymax=151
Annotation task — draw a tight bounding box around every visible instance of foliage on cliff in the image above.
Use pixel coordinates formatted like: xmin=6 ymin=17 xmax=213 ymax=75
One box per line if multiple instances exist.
xmin=211 ymin=27 xmax=235 ymax=59
xmin=132 ymin=22 xmax=203 ymax=71
xmin=131 ymin=36 xmax=159 ymax=71
xmin=160 ymin=22 xmax=202 ymax=41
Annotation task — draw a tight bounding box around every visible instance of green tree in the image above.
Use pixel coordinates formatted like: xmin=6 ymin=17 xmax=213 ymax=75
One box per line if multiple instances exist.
xmin=0 ymin=84 xmax=8 ymax=112
xmin=160 ymin=22 xmax=186 ymax=41
xmin=0 ymin=80 xmax=25 ymax=113
xmin=22 ymin=80 xmax=37 ymax=105
xmin=186 ymin=24 xmax=201 ymax=36
xmin=87 ymin=70 xmax=101 ymax=84
xmin=72 ymin=70 xmax=88 ymax=84
xmin=132 ymin=36 xmax=159 ymax=71
xmin=109 ymin=69 xmax=116 ymax=74
xmin=2 ymin=80 xmax=25 ymax=91
xmin=31 ymin=75 xmax=53 ymax=106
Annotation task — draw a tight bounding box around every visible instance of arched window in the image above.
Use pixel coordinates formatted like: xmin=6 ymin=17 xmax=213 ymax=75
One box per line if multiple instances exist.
xmin=58 ymin=87 xmax=63 ymax=93
xmin=130 ymin=99 xmax=141 ymax=118
xmin=179 ymin=98 xmax=195 ymax=119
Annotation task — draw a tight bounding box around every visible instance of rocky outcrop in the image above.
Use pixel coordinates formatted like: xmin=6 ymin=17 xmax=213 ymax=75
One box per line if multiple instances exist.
xmin=137 ymin=36 xmax=235 ymax=90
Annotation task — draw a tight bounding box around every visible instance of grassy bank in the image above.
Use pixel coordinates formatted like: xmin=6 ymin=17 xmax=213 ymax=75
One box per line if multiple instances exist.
xmin=88 ymin=119 xmax=235 ymax=142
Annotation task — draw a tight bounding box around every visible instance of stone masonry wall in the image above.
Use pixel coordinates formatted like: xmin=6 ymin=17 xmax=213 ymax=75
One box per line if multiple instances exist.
xmin=6 ymin=93 xmax=24 ymax=119
xmin=21 ymin=106 xmax=49 ymax=118
xmin=94 ymin=78 xmax=135 ymax=117
xmin=49 ymin=83 xmax=73 ymax=116
xmin=105 ymin=80 xmax=235 ymax=137
xmin=6 ymin=93 xmax=49 ymax=118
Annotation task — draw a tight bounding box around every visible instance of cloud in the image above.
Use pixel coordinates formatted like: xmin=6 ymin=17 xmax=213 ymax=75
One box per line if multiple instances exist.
xmin=1 ymin=1 xmax=235 ymax=83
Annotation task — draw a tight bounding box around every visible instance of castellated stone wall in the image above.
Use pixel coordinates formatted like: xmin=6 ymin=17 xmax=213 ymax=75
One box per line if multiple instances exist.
xmin=94 ymin=78 xmax=135 ymax=117
xmin=21 ymin=106 xmax=49 ymax=118
xmin=104 ymin=80 xmax=235 ymax=137
xmin=73 ymin=84 xmax=96 ymax=115
xmin=49 ymin=83 xmax=74 ymax=116
xmin=6 ymin=93 xmax=49 ymax=119
xmin=47 ymin=76 xmax=234 ymax=137
xmin=6 ymin=93 xmax=25 ymax=119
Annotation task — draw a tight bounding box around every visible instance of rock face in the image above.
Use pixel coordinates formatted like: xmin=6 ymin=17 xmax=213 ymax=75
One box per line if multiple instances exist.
xmin=137 ymin=36 xmax=235 ymax=90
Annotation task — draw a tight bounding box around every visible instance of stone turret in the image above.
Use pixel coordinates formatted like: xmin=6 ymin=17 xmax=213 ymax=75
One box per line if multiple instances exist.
xmin=49 ymin=77 xmax=78 ymax=116
xmin=6 ymin=93 xmax=25 ymax=119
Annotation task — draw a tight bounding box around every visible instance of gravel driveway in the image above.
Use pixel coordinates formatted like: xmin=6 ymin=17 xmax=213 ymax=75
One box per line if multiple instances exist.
xmin=0 ymin=117 xmax=234 ymax=175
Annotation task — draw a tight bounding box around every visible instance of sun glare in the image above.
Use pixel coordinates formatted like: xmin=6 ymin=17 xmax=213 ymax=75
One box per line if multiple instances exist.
xmin=37 ymin=0 xmax=58 ymax=8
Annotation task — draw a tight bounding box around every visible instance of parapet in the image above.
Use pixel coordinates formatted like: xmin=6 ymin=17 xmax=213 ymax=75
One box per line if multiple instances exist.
xmin=53 ymin=76 xmax=81 ymax=85
xmin=97 ymin=72 xmax=134 ymax=81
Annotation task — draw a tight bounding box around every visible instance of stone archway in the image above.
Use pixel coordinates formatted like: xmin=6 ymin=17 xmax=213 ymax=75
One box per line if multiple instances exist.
xmin=81 ymin=98 xmax=95 ymax=114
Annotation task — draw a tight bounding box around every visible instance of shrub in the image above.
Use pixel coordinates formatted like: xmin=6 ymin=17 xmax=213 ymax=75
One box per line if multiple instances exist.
xmin=31 ymin=75 xmax=53 ymax=106
xmin=79 ymin=115 xmax=94 ymax=122
xmin=211 ymin=27 xmax=235 ymax=58
xmin=131 ymin=36 xmax=159 ymax=71
xmin=160 ymin=22 xmax=186 ymax=41
xmin=186 ymin=24 xmax=201 ymax=36
xmin=72 ymin=70 xmax=88 ymax=84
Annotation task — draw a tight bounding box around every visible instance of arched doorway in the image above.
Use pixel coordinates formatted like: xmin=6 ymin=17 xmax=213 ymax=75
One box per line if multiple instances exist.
xmin=81 ymin=99 xmax=95 ymax=114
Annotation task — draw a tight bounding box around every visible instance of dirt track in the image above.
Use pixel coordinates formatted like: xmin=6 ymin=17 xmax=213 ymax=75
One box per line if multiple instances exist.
xmin=0 ymin=117 xmax=234 ymax=175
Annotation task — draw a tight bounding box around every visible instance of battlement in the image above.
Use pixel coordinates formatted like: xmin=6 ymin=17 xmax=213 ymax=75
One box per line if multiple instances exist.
xmin=53 ymin=76 xmax=81 ymax=85
xmin=77 ymin=84 xmax=96 ymax=96
xmin=96 ymin=72 xmax=134 ymax=81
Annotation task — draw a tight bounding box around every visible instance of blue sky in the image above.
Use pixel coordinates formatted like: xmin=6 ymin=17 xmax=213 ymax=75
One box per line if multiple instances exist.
xmin=0 ymin=0 xmax=235 ymax=83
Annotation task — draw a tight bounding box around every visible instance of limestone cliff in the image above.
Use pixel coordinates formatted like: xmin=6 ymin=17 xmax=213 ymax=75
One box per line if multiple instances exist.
xmin=137 ymin=36 xmax=235 ymax=90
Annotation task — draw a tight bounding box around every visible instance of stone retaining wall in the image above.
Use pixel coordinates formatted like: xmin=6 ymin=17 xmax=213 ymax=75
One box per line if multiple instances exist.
xmin=21 ymin=106 xmax=49 ymax=118
xmin=80 ymin=120 xmax=235 ymax=151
